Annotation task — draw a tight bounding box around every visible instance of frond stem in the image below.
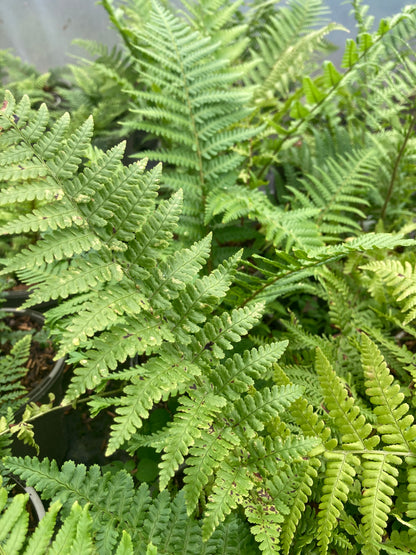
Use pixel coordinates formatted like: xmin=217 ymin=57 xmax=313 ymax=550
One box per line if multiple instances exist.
xmin=100 ymin=0 xmax=138 ymax=58
xmin=380 ymin=112 xmax=416 ymax=221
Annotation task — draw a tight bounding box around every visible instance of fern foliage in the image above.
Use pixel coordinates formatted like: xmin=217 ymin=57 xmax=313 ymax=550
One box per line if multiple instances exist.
xmin=0 ymin=465 xmax=257 ymax=554
xmin=2 ymin=1 xmax=416 ymax=552
xmin=0 ymin=91 xmax=320 ymax=546
xmin=114 ymin=0 xmax=257 ymax=242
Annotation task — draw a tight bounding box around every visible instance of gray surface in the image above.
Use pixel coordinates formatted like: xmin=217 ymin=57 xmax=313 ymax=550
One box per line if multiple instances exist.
xmin=0 ymin=1 xmax=411 ymax=72
xmin=325 ymin=0 xmax=410 ymax=66
xmin=0 ymin=0 xmax=119 ymax=71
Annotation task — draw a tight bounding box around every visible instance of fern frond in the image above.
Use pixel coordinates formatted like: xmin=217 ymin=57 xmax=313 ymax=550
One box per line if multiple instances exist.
xmin=0 ymin=202 xmax=83 ymax=236
xmin=0 ymin=475 xmax=135 ymax=555
xmin=360 ymin=453 xmax=401 ymax=555
xmin=280 ymin=458 xmax=321 ymax=555
xmin=2 ymin=229 xmax=102 ymax=274
xmin=0 ymin=334 xmax=31 ymax=415
xmin=225 ymin=385 xmax=303 ymax=441
xmin=317 ymin=451 xmax=359 ymax=554
xmin=361 ymin=334 xmax=416 ymax=454
xmin=361 ymin=259 xmax=416 ymax=325
xmin=407 ymin=463 xmax=416 ymax=533
xmin=2 ymin=456 xmax=247 ymax=553
xmin=209 ymin=341 xmax=288 ymax=401
xmin=123 ymin=0 xmax=257 ymax=240
xmin=158 ymin=391 xmax=226 ymax=490
xmin=191 ymin=303 xmax=265 ymax=362
xmin=316 ymin=348 xmax=377 ymax=450
xmin=202 ymin=458 xmax=253 ymax=540
xmin=289 ymin=146 xmax=383 ymax=239
xmin=182 ymin=425 xmax=240 ymax=516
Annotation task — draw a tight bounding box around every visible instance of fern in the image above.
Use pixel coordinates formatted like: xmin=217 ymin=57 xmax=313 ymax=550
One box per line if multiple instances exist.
xmin=104 ymin=0 xmax=257 ymax=243
xmin=0 ymin=91 xmax=316 ymax=545
xmin=0 ymin=333 xmax=31 ymax=416
xmin=362 ymin=259 xmax=416 ymax=325
xmin=2 ymin=2 xmax=416 ymax=552
xmin=248 ymin=0 xmax=342 ymax=104
xmin=0 ymin=480 xmax=101 ymax=555
xmin=1 ymin=460 xmax=254 ymax=554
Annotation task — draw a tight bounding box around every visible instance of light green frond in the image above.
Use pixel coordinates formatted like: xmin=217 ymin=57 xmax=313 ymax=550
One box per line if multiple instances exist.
xmin=168 ymin=250 xmax=242 ymax=341
xmin=360 ymin=453 xmax=401 ymax=555
xmin=209 ymin=341 xmax=288 ymax=401
xmin=105 ymin=355 xmax=200 ymax=455
xmin=4 ymin=228 xmax=102 ymax=273
xmin=242 ymin=491 xmax=285 ymax=553
xmin=125 ymin=190 xmax=183 ymax=278
xmin=82 ymin=159 xmax=160 ymax=245
xmin=281 ymin=458 xmax=320 ymax=555
xmin=226 ymin=385 xmax=302 ymax=441
xmin=317 ymin=451 xmax=359 ymax=555
xmin=361 ymin=334 xmax=416 ymax=454
xmin=0 ymin=201 xmax=83 ymax=236
xmin=316 ymin=348 xmax=377 ymax=450
xmin=158 ymin=391 xmax=226 ymax=490
xmin=146 ymin=234 xmax=212 ymax=308
xmin=0 ymin=180 xmax=62 ymax=206
xmin=407 ymin=463 xmax=416 ymax=532
xmin=202 ymin=459 xmax=253 ymax=540
xmin=191 ymin=303 xmax=265 ymax=362
xmin=56 ymin=283 xmax=149 ymax=354
xmin=22 ymin=253 xmax=123 ymax=307
xmin=361 ymin=259 xmax=416 ymax=325
xmin=183 ymin=425 xmax=238 ymax=515
xmin=275 ymin=364 xmax=333 ymax=446
xmin=122 ymin=0 xmax=257 ymax=241
xmin=0 ymin=334 xmax=31 ymax=414
xmin=289 ymin=146 xmax=385 ymax=239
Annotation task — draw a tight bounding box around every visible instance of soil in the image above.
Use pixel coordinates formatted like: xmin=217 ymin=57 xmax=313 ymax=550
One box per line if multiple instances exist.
xmin=8 ymin=283 xmax=29 ymax=292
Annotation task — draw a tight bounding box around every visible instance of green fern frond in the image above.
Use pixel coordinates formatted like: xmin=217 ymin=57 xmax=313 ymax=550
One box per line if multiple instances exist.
xmin=2 ymin=457 xmax=251 ymax=554
xmin=407 ymin=463 xmax=416 ymax=533
xmin=122 ymin=0 xmax=257 ymax=241
xmin=0 ymin=334 xmax=31 ymax=415
xmin=360 ymin=453 xmax=401 ymax=555
xmin=202 ymin=459 xmax=253 ymax=540
xmin=251 ymin=10 xmax=342 ymax=103
xmin=317 ymin=451 xmax=359 ymax=554
xmin=179 ymin=0 xmax=249 ymax=64
xmin=274 ymin=364 xmax=334 ymax=447
xmin=205 ymin=185 xmax=322 ymax=251
xmin=361 ymin=259 xmax=416 ymax=325
xmin=361 ymin=334 xmax=416 ymax=454
xmin=3 ymin=229 xmax=101 ymax=274
xmin=0 ymin=476 xmax=135 ymax=554
xmin=316 ymin=348 xmax=377 ymax=450
xmin=158 ymin=390 xmax=226 ymax=490
xmin=280 ymin=458 xmax=320 ymax=555
xmin=289 ymin=146 xmax=383 ymax=239
xmin=209 ymin=341 xmax=288 ymax=401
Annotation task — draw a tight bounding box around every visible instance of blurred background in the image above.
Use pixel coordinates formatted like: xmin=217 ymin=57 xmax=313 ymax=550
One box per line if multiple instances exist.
xmin=0 ymin=0 xmax=411 ymax=71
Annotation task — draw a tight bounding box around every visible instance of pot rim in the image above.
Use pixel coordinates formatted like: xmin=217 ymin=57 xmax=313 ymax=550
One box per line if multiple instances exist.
xmin=8 ymin=475 xmax=46 ymax=521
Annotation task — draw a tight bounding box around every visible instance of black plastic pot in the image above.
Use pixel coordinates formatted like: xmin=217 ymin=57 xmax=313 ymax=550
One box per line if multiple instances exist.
xmin=1 ymin=288 xmax=57 ymax=312
xmin=1 ymin=288 xmax=30 ymax=309
xmin=1 ymin=308 xmax=68 ymax=463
